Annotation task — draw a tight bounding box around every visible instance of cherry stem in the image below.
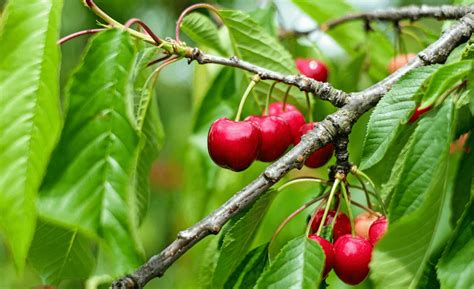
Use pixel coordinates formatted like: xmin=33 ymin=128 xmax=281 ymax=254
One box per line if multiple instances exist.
xmin=316 ymin=178 xmax=340 ymax=236
xmin=305 ymin=92 xmax=313 ymax=122
xmin=351 ymin=167 xmax=387 ymax=215
xmin=123 ymin=18 xmax=162 ymax=44
xmin=328 ymin=201 xmax=342 ymax=239
xmin=147 ymin=54 xmax=171 ymax=67
xmin=340 ymin=180 xmax=355 ymax=236
xmin=58 ymin=28 xmax=105 ymax=45
xmin=282 ymin=85 xmax=292 ymax=111
xmin=353 ymin=174 xmax=372 ymax=209
xmin=235 ymin=75 xmax=260 ymax=121
xmin=351 ymin=200 xmax=378 ymax=215
xmin=270 ymin=193 xmax=328 ymax=248
xmin=175 ymin=3 xmax=222 ymax=43
xmin=84 ymin=0 xmax=158 ymax=44
xmin=347 ymin=182 xmax=377 ymax=198
xmin=278 ymin=177 xmax=329 ymax=192
xmin=264 ymin=81 xmax=278 ymax=115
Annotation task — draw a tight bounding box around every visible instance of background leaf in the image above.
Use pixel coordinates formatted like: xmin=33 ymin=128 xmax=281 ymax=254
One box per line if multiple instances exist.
xmin=28 ymin=219 xmax=95 ymax=285
xmin=370 ymin=152 xmax=451 ymax=289
xmin=291 ymin=0 xmax=364 ymax=55
xmin=420 ymin=60 xmax=472 ymax=109
xmin=224 ymin=243 xmax=269 ymax=289
xmin=361 ymin=65 xmax=440 ymax=170
xmin=0 ymin=0 xmax=63 ymax=270
xmin=254 ymin=236 xmax=324 ymax=289
xmin=129 ymin=47 xmax=165 ymax=225
xmin=437 ymin=200 xmax=474 ymax=289
xmin=38 ymin=29 xmax=143 ymax=274
xmin=211 ymin=190 xmax=275 ymax=288
xmin=181 ymin=12 xmax=226 ymax=55
xmin=388 ymin=101 xmax=454 ymax=221
xmin=219 ymin=9 xmax=306 ymax=107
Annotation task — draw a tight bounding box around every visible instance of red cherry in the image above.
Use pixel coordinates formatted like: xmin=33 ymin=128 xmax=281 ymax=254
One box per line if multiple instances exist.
xmin=310 ymin=209 xmax=352 ymax=242
xmin=268 ymin=102 xmax=298 ymax=114
xmin=296 ymin=58 xmax=329 ymax=82
xmin=334 ymin=235 xmax=373 ymax=285
xmin=245 ymin=115 xmax=292 ymax=162
xmin=268 ymin=102 xmax=306 ymax=143
xmin=207 ymin=118 xmax=261 ymax=171
xmin=408 ymin=105 xmax=432 ymax=123
xmin=354 ymin=212 xmax=380 ymax=239
xmin=387 ymin=53 xmax=417 ymax=74
xmin=369 ymin=217 xmax=388 ymax=245
xmin=308 ymin=234 xmax=335 ymax=278
xmin=294 ymin=123 xmax=334 ymax=168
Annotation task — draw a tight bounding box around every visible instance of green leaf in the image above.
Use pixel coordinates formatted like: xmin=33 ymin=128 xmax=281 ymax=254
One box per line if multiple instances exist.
xmin=420 ymin=61 xmax=472 ymax=109
xmin=370 ymin=154 xmax=451 ymax=289
xmin=192 ymin=68 xmax=238 ymax=135
xmin=0 ymin=0 xmax=63 ymax=270
xmin=38 ymin=30 xmax=143 ymax=274
xmin=366 ymin=29 xmax=395 ymax=82
xmin=250 ymin=5 xmax=277 ymax=37
xmin=130 ymin=47 xmax=165 ymax=225
xmin=181 ymin=12 xmax=226 ymax=55
xmin=28 ymin=218 xmax=95 ymax=284
xmin=220 ymin=9 xmax=294 ymax=74
xmin=451 ymin=134 xmax=473 ymax=225
xmin=437 ymin=200 xmax=474 ymax=289
xmin=199 ymin=236 xmax=221 ymax=289
xmin=335 ymin=51 xmax=366 ymax=91
xmin=254 ymin=236 xmax=324 ymax=289
xmin=224 ymin=243 xmax=269 ymax=289
xmin=360 ymin=65 xmax=440 ymax=170
xmin=292 ymin=0 xmax=364 ymax=54
xmin=219 ymin=9 xmax=306 ymax=107
xmin=388 ymin=101 xmax=454 ymax=222
xmin=212 ymin=190 xmax=276 ymax=288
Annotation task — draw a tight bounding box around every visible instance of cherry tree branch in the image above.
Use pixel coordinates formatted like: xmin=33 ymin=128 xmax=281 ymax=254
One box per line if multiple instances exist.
xmin=330 ymin=134 xmax=351 ymax=179
xmin=279 ymin=5 xmax=473 ymax=38
xmin=186 ymin=49 xmax=349 ymax=107
xmin=321 ymin=4 xmax=474 ymax=31
xmin=111 ymin=12 xmax=474 ymax=289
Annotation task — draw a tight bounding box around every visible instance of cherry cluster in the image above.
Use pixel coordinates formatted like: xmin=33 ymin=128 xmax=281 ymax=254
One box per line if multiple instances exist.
xmin=207 ymin=59 xmax=333 ymax=171
xmin=308 ymin=209 xmax=388 ymax=284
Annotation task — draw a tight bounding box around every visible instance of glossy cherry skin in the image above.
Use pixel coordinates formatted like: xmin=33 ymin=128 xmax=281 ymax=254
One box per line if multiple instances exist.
xmin=308 ymin=234 xmax=335 ymax=278
xmin=245 ymin=115 xmax=292 ymax=162
xmin=334 ymin=235 xmax=373 ymax=285
xmin=369 ymin=217 xmax=388 ymax=245
xmin=294 ymin=123 xmax=334 ymax=168
xmin=310 ymin=209 xmax=352 ymax=242
xmin=387 ymin=53 xmax=416 ymax=74
xmin=268 ymin=102 xmax=298 ymax=114
xmin=268 ymin=102 xmax=306 ymax=143
xmin=207 ymin=118 xmax=261 ymax=171
xmin=296 ymin=58 xmax=329 ymax=82
xmin=354 ymin=212 xmax=380 ymax=239
xmin=408 ymin=105 xmax=432 ymax=123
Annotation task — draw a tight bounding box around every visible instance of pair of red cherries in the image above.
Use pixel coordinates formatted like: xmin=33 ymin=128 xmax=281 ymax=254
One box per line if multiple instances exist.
xmin=308 ymin=209 xmax=388 ymax=285
xmin=208 ymin=59 xmax=332 ymax=171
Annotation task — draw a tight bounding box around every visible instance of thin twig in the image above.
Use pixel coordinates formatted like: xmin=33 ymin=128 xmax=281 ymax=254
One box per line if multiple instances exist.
xmin=58 ymin=28 xmax=105 ymax=45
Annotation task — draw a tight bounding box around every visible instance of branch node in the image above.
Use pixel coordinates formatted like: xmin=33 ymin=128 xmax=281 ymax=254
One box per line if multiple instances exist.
xmin=110 ymin=276 xmax=138 ymax=289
